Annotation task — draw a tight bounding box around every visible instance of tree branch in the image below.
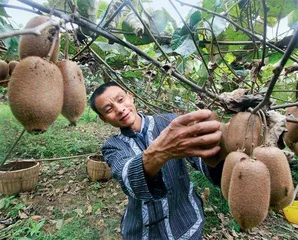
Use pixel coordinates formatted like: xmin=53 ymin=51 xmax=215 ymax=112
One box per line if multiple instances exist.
xmin=259 ymin=0 xmax=267 ymax=71
xmin=270 ymin=102 xmax=298 ymax=110
xmin=0 ymin=19 xmax=60 ymax=39
xmin=0 ymin=3 xmax=40 ymax=15
xmin=18 ymin=0 xmax=218 ymax=101
xmin=252 ymin=30 xmax=298 ymax=113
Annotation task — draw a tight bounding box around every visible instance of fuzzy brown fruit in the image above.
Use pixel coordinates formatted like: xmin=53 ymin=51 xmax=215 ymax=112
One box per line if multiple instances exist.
xmin=19 ymin=16 xmax=60 ymax=63
xmin=225 ymin=112 xmax=262 ymax=155
xmin=202 ymin=122 xmax=230 ymax=167
xmin=220 ymin=151 xmax=249 ymax=200
xmin=228 ymin=158 xmax=270 ymax=230
xmin=253 ymin=146 xmax=294 ymax=208
xmin=8 ymin=60 xmax=19 ymax=76
xmin=57 ymin=60 xmax=86 ymax=125
xmin=0 ymin=60 xmax=9 ymax=80
xmin=284 ymin=106 xmax=298 ymax=153
xmin=8 ymin=56 xmax=63 ymax=133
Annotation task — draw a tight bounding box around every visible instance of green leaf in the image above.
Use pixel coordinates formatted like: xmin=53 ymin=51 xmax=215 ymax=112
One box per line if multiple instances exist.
xmin=260 ymin=0 xmax=296 ymax=19
xmin=288 ymin=9 xmax=298 ymax=29
xmin=97 ymin=1 xmax=109 ymax=18
xmin=190 ymin=11 xmax=201 ymax=30
xmin=224 ymin=26 xmax=249 ymax=52
xmin=93 ymin=41 xmax=129 ymax=56
xmin=171 ymin=28 xmax=188 ymax=51
xmin=0 ymin=16 xmax=19 ymax=56
xmin=174 ymin=38 xmax=196 ymax=57
xmin=0 ymin=0 xmax=10 ymax=18
xmin=151 ymin=10 xmax=168 ymax=33
xmin=122 ymin=21 xmax=153 ymax=45
xmin=202 ymin=0 xmax=223 ymax=18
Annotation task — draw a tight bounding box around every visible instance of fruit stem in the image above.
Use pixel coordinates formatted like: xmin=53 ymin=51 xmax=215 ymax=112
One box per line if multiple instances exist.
xmin=258 ymin=109 xmax=267 ymax=145
xmin=46 ymin=30 xmax=59 ymax=62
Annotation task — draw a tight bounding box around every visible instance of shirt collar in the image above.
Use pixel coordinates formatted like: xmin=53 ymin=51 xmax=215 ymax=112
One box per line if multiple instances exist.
xmin=120 ymin=112 xmax=147 ymax=138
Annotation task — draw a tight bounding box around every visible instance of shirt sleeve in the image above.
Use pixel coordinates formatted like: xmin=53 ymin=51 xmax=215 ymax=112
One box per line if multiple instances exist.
xmin=102 ymin=138 xmax=167 ymax=201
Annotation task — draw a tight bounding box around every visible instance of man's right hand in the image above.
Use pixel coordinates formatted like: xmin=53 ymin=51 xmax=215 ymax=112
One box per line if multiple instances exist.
xmin=143 ymin=109 xmax=222 ymax=177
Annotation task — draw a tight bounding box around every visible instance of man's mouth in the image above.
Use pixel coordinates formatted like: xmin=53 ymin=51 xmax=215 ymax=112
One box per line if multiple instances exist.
xmin=120 ymin=112 xmax=130 ymax=121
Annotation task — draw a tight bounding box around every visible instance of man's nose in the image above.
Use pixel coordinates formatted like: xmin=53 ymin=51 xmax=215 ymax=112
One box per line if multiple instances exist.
xmin=115 ymin=104 xmax=125 ymax=114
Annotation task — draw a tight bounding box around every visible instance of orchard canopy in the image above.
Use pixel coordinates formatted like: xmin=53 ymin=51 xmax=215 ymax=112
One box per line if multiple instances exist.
xmin=1 ymin=0 xmax=298 ymax=114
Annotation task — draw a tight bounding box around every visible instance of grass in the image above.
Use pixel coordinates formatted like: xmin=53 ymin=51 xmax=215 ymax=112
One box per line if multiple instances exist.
xmin=0 ymin=103 xmax=105 ymax=162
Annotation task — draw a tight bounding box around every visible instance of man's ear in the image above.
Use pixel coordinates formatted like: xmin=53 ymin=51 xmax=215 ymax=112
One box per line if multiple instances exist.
xmin=98 ymin=115 xmax=106 ymax=122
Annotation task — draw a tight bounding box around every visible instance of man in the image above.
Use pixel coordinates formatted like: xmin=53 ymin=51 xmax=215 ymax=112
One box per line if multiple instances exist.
xmin=90 ymin=81 xmax=223 ymax=239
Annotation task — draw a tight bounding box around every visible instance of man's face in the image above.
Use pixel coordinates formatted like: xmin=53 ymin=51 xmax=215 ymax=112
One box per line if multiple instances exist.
xmin=94 ymin=86 xmax=138 ymax=128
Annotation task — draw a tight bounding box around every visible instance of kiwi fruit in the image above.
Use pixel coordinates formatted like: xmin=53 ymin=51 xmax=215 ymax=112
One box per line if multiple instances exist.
xmin=0 ymin=60 xmax=9 ymax=80
xmin=202 ymin=122 xmax=230 ymax=167
xmin=57 ymin=60 xmax=86 ymax=125
xmin=8 ymin=56 xmax=63 ymax=133
xmin=253 ymin=146 xmax=294 ymax=208
xmin=284 ymin=106 xmax=298 ymax=153
xmin=275 ymin=186 xmax=294 ymax=210
xmin=225 ymin=112 xmax=262 ymax=155
xmin=228 ymin=158 xmax=270 ymax=230
xmin=206 ymin=110 xmax=219 ymax=121
xmin=221 ymin=151 xmax=249 ymax=200
xmin=19 ymin=15 xmax=60 ymax=63
xmin=8 ymin=60 xmax=19 ymax=76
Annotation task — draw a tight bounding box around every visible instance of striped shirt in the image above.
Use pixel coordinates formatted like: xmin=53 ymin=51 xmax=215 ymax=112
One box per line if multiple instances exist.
xmin=102 ymin=113 xmax=223 ymax=240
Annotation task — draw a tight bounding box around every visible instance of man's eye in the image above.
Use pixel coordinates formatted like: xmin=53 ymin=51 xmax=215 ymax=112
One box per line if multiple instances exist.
xmin=106 ymin=108 xmax=112 ymax=113
xmin=119 ymin=97 xmax=124 ymax=103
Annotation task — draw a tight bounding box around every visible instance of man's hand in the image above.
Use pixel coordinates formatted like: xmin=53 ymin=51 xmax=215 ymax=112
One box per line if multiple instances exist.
xmin=143 ymin=110 xmax=222 ymax=177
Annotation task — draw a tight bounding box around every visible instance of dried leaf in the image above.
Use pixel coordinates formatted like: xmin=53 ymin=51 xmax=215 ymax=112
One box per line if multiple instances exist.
xmin=31 ymin=215 xmax=43 ymax=221
xmin=266 ymin=110 xmax=287 ymax=147
xmin=18 ymin=211 xmax=28 ymax=219
xmin=219 ymin=88 xmax=248 ymax=100
xmin=124 ymin=11 xmax=145 ymax=38
xmin=46 ymin=206 xmax=54 ymax=212
xmin=65 ymin=217 xmax=73 ymax=224
xmin=292 ymin=223 xmax=298 ymax=229
xmin=86 ymin=205 xmax=92 ymax=214
xmin=58 ymin=169 xmax=66 ymax=175
xmin=74 ymin=208 xmax=84 ymax=218
xmin=0 ymin=224 xmax=5 ymax=230
xmin=55 ymin=219 xmax=64 ymax=230
xmin=220 ymin=93 xmax=265 ymax=113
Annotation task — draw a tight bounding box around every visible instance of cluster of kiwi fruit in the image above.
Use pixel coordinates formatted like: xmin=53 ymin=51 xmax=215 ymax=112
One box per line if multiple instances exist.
xmin=0 ymin=60 xmax=19 ymax=87
xmin=203 ymin=111 xmax=295 ymax=230
xmin=5 ymin=15 xmax=86 ymax=133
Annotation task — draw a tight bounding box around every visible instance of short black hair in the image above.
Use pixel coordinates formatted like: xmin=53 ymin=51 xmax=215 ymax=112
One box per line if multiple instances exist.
xmin=90 ymin=81 xmax=121 ymax=115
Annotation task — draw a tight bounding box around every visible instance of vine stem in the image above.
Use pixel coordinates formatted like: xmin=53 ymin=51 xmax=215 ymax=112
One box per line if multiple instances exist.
xmin=175 ymin=0 xmax=298 ymax=63
xmin=252 ymin=29 xmax=298 ymax=114
xmin=0 ymin=19 xmax=60 ymax=39
xmin=46 ymin=30 xmax=59 ymax=62
xmin=1 ymin=129 xmax=26 ymax=167
xmin=270 ymin=102 xmax=298 ymax=110
xmin=259 ymin=0 xmax=267 ymax=72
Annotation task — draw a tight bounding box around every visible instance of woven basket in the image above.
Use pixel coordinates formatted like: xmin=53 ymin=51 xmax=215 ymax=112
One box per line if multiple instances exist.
xmin=86 ymin=154 xmax=111 ymax=181
xmin=0 ymin=161 xmax=40 ymax=195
